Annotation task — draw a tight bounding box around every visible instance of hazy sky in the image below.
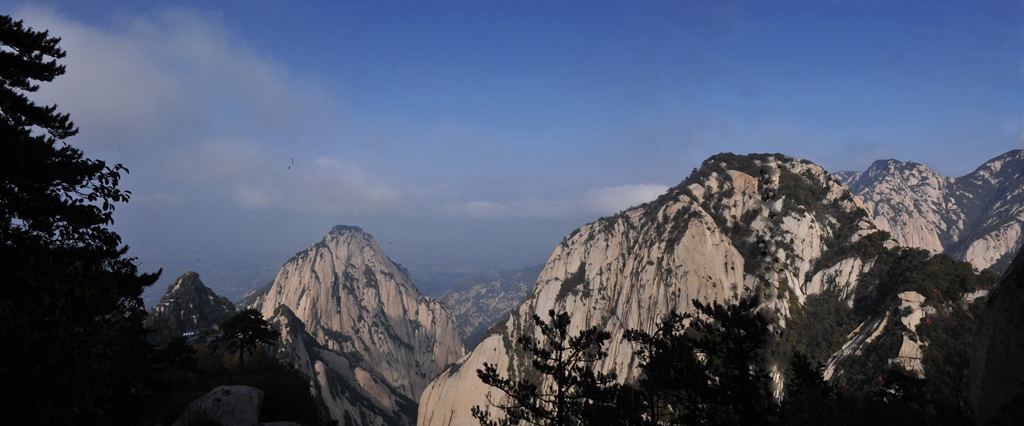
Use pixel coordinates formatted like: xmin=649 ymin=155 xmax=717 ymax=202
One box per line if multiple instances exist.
xmin=4 ymin=1 xmax=1021 ymax=301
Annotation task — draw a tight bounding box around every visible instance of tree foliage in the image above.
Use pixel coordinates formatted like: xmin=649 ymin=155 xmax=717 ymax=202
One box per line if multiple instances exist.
xmin=0 ymin=14 xmax=160 ymax=424
xmin=854 ymin=248 xmax=989 ymax=316
xmin=913 ymin=302 xmax=980 ymax=423
xmin=141 ymin=338 xmax=332 ymax=426
xmin=471 ymin=276 xmax=986 ymax=426
xmin=781 ymin=289 xmax=859 ymax=366
xmin=776 ymin=353 xmax=843 ymax=426
xmin=625 ymin=296 xmax=778 ymax=426
xmin=213 ymin=308 xmax=277 ymax=374
xmin=473 ymin=310 xmax=617 ymax=426
xmin=620 ymin=311 xmax=703 ymax=425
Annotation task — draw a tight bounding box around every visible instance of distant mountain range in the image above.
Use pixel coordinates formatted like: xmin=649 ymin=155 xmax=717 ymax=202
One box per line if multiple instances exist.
xmin=837 ymin=149 xmax=1024 ymax=273
xmin=145 ymin=150 xmax=1024 ymax=426
xmin=437 ymin=264 xmax=543 ymax=349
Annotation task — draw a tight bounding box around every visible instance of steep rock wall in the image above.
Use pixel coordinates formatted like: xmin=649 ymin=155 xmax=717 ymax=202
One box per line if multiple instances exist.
xmin=258 ymin=226 xmax=465 ymax=425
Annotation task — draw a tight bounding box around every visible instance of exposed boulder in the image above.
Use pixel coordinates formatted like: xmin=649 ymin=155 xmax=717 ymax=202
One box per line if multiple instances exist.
xmin=173 ymin=385 xmax=263 ymax=426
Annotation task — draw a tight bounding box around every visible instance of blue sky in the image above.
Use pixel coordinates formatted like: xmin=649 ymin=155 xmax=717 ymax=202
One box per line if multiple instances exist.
xmin=3 ymin=1 xmax=1021 ymax=300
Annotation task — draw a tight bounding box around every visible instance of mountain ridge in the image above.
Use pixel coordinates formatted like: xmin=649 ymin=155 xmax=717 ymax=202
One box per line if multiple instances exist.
xmin=417 ymin=152 xmax=996 ymax=425
xmin=836 ymin=149 xmax=1024 ymax=272
xmin=418 ymin=153 xmax=891 ymax=425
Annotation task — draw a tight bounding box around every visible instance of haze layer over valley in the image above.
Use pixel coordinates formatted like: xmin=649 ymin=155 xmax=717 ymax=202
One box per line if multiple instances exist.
xmin=3 ymin=1 xmax=1017 ymax=311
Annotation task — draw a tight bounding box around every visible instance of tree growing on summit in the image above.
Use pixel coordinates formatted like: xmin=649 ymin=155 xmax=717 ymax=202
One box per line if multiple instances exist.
xmin=214 ymin=308 xmax=277 ymax=374
xmin=0 ymin=14 xmax=160 ymax=425
xmin=472 ymin=310 xmax=618 ymax=426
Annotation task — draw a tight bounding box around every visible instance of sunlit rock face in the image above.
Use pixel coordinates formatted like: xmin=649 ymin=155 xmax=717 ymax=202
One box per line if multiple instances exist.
xmin=837 ymin=150 xmax=1024 ymax=273
xmin=969 ymin=245 xmax=1024 ymax=424
xmin=418 ymin=153 xmax=890 ymax=426
xmin=256 ymin=226 xmax=465 ymax=425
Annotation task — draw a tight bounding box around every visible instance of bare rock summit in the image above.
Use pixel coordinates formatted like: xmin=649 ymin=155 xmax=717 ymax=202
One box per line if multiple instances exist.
xmin=255 ymin=225 xmax=465 ymax=425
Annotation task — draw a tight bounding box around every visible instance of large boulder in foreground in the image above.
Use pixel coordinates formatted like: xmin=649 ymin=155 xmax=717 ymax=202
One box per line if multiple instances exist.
xmin=173 ymin=385 xmax=263 ymax=426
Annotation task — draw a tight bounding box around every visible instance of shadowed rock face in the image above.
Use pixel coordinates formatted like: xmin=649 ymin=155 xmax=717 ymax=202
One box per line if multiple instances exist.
xmin=145 ymin=271 xmax=236 ymax=345
xmin=837 ymin=150 xmax=1024 ymax=273
xmin=254 ymin=226 xmax=465 ymax=425
xmin=970 ymin=245 xmax=1024 ymax=424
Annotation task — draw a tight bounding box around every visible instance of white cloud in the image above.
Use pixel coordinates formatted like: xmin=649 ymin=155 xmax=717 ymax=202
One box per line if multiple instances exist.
xmin=233 ymin=185 xmax=278 ymax=209
xmin=581 ymin=184 xmax=669 ymax=215
xmin=133 ymin=192 xmax=185 ymax=205
xmin=445 ymin=198 xmax=574 ymax=219
xmin=447 ymin=183 xmax=668 ymax=219
xmin=188 ymin=140 xmax=401 ymax=213
xmin=282 ymin=157 xmax=402 ymax=213
xmin=14 ymin=6 xmax=398 ymax=215
xmin=458 ymin=201 xmax=510 ymax=218
xmin=9 ymin=6 xmax=670 ymax=221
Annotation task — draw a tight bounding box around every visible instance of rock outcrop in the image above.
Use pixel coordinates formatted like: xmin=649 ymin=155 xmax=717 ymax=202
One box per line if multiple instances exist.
xmin=890 ymin=291 xmax=932 ymax=378
xmin=837 ymin=150 xmax=1024 ymax=272
xmin=256 ymin=226 xmax=465 ymax=425
xmin=418 ymin=153 xmax=891 ymax=425
xmin=145 ymin=271 xmax=236 ymax=345
xmin=173 ymin=385 xmax=263 ymax=426
xmin=437 ymin=264 xmax=543 ymax=348
xmin=969 ymin=244 xmax=1024 ymax=423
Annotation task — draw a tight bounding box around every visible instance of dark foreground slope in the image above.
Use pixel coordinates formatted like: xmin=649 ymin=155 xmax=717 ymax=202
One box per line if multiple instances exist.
xmin=970 ymin=243 xmax=1024 ymax=423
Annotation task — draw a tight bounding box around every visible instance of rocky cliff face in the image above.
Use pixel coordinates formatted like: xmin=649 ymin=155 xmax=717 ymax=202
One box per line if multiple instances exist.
xmin=969 ymin=244 xmax=1024 ymax=423
xmin=438 ymin=264 xmax=543 ymax=348
xmin=256 ymin=226 xmax=465 ymax=425
xmin=418 ymin=153 xmax=897 ymax=425
xmin=237 ymin=280 xmax=272 ymax=310
xmin=146 ymin=271 xmax=236 ymax=345
xmin=418 ymin=153 xmax=1004 ymax=425
xmin=837 ymin=150 xmax=1024 ymax=272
